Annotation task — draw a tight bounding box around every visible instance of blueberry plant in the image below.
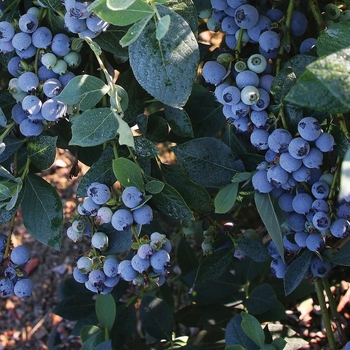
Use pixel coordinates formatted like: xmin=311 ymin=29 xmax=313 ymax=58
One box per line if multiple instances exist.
xmin=0 ymin=0 xmax=350 ymax=348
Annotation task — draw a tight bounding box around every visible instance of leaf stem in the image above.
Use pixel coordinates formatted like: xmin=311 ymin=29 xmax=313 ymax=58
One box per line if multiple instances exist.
xmin=276 ymin=0 xmax=295 ymax=74
xmin=329 ymin=156 xmax=341 ymax=200
xmin=308 ymin=0 xmax=327 ymax=32
xmin=0 ymin=121 xmax=15 ymax=141
xmin=314 ymin=279 xmax=337 ymax=350
xmin=4 ymin=215 xmax=15 ymax=259
xmin=322 ymin=277 xmax=348 ymax=345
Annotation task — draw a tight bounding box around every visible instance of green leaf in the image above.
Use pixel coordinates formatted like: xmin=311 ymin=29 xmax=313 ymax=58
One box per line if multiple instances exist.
xmin=254 ymin=192 xmax=284 ymax=261
xmin=56 ymin=75 xmax=110 ymax=111
xmin=164 ymin=105 xmax=194 ymax=138
xmin=271 ymin=67 xmax=296 ymax=105
xmin=331 ymin=240 xmax=350 ymax=266
xmin=27 ymin=135 xmax=57 ymax=170
xmin=92 ymin=0 xmax=155 ymax=26
xmin=129 ymin=5 xmax=199 ymax=108
xmin=225 ymin=346 xmax=247 ymax=350
xmin=156 ymin=14 xmax=171 ymax=40
xmin=176 ymin=236 xmax=199 ymax=276
xmin=133 ymin=135 xmax=159 ymax=158
xmin=283 ymin=54 xmax=317 ymax=77
xmin=284 ymin=249 xmax=313 ymax=295
xmin=120 ymin=14 xmax=153 ymax=47
xmin=0 ymin=136 xmax=24 ymax=163
xmin=81 ymin=325 xmax=102 ymax=343
xmin=222 ymin=124 xmax=248 ymax=156
xmin=70 ymin=108 xmax=133 ymax=147
xmin=36 ymin=0 xmax=62 ymax=10
xmin=244 ymin=284 xmax=278 ymax=315
xmin=82 ymin=328 xmax=105 ymax=350
xmin=96 ymin=294 xmax=116 ymax=332
xmin=161 ymin=163 xmax=213 ymax=212
xmin=317 ymin=22 xmax=350 ymax=57
xmin=339 ymin=147 xmax=350 ymax=202
xmin=173 ymin=137 xmax=245 ymax=188
xmin=285 ymin=48 xmax=350 ymax=113
xmin=22 ymin=174 xmax=63 ymax=250
xmin=214 ymin=182 xmax=238 ymax=214
xmin=106 ymin=0 xmax=135 ymax=10
xmin=113 ymin=157 xmax=144 ymax=190
xmin=145 ymin=180 xmax=164 ymax=194
xmin=0 ymin=165 xmax=17 ymax=182
xmin=240 ymin=312 xmax=265 ymax=347
xmin=0 ymin=187 xmax=23 ymax=226
xmin=140 ymin=295 xmax=174 ymax=341
xmin=225 ymin=314 xmax=260 ymax=349
xmin=54 ymin=294 xmax=95 ymax=320
xmin=166 ymin=0 xmax=198 ymax=32
xmin=193 ymin=247 xmax=234 ymax=284
xmin=236 ymin=238 xmax=269 ymax=263
xmin=0 ymin=108 xmax=7 ymax=127
xmin=185 ymin=84 xmax=226 ymax=138
xmin=151 ymin=182 xmax=194 ymax=221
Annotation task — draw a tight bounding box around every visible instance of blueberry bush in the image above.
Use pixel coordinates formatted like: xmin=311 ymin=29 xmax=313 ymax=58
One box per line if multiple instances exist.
xmin=0 ymin=0 xmax=350 ymax=348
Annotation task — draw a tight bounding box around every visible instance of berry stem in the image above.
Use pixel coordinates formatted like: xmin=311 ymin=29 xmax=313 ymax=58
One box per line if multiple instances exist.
xmin=308 ymin=0 xmax=327 ymax=32
xmin=337 ymin=114 xmax=350 ymax=142
xmin=322 ymin=277 xmax=348 ymax=345
xmin=0 ymin=121 xmax=15 ymax=141
xmin=4 ymin=215 xmax=15 ymax=259
xmin=234 ymin=29 xmax=243 ymax=61
xmin=314 ymin=279 xmax=337 ymax=350
xmin=329 ymin=156 xmax=341 ymax=201
xmin=276 ymin=0 xmax=295 ymax=74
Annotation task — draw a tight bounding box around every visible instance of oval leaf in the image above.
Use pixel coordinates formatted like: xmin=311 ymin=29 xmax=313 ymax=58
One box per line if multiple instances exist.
xmin=112 ymin=157 xmax=144 ymax=190
xmin=214 ymin=182 xmax=238 ymax=214
xmin=193 ymin=247 xmax=234 ymax=285
xmin=96 ymin=294 xmax=116 ymax=332
xmin=92 ymin=0 xmax=155 ymax=26
xmin=254 ymin=192 xmax=284 ymax=261
xmin=22 ymin=173 xmax=63 ymax=250
xmin=129 ymin=5 xmax=199 ymax=107
xmin=27 ymin=135 xmax=57 ymax=170
xmin=119 ymin=14 xmax=153 ymax=47
xmin=284 ymin=249 xmax=313 ymax=296
xmin=240 ymin=312 xmax=265 ymax=347
xmin=56 ymin=75 xmax=110 ymax=111
xmin=140 ymin=295 xmax=174 ymax=340
xmin=173 ymin=137 xmax=245 ymax=188
xmin=70 ymin=108 xmax=133 ymax=147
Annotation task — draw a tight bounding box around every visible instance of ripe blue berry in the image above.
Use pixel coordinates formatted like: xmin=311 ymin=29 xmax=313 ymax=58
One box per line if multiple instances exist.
xmin=234 ymin=4 xmax=259 ymax=29
xmin=111 ymin=209 xmax=133 ymax=231
xmin=122 ymin=186 xmax=143 ymax=209
xmin=298 ymin=117 xmax=321 ymax=141
xmin=202 ymin=61 xmax=227 ymax=85
xmin=14 ymin=278 xmax=34 ymax=298
xmin=87 ymin=182 xmax=111 ymax=205
xmin=133 ymin=204 xmax=153 ymax=225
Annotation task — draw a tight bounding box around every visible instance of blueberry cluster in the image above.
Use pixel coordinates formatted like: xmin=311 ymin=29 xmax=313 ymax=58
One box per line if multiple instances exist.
xmin=201 ymin=2 xmax=347 ymax=282
xmin=249 ymin=117 xmax=345 ymax=279
xmin=67 ymin=183 xmax=171 ymax=293
xmin=0 ymin=235 xmax=34 ymax=299
xmin=1 ymin=7 xmax=82 ymax=137
xmin=37 ymin=0 xmax=109 ymax=39
xmin=204 ymin=1 xmax=307 ymax=57
xmin=203 ymin=52 xmax=272 ymax=133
